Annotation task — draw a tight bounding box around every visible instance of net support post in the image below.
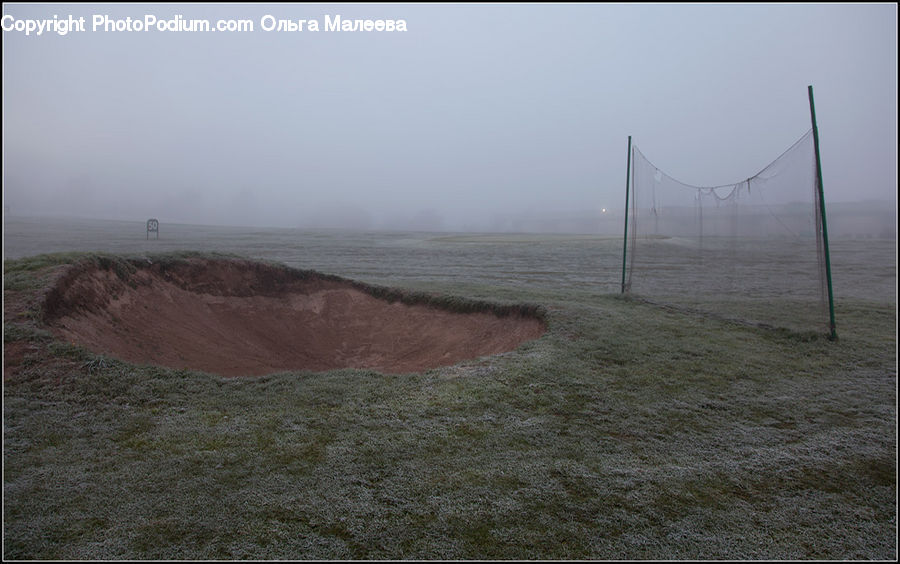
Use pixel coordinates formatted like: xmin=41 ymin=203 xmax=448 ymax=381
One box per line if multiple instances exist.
xmin=621 ymin=135 xmax=632 ymax=294
xmin=808 ymin=85 xmax=837 ymax=340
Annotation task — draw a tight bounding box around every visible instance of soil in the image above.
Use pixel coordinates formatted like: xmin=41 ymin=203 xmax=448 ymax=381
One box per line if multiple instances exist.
xmin=40 ymin=258 xmax=546 ymax=376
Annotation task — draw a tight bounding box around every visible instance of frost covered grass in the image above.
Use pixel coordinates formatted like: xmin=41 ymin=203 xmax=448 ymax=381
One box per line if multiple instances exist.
xmin=3 ymin=225 xmax=896 ymax=559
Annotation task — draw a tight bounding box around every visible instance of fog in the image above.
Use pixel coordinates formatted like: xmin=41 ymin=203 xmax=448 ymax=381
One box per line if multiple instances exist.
xmin=2 ymin=3 xmax=897 ymax=232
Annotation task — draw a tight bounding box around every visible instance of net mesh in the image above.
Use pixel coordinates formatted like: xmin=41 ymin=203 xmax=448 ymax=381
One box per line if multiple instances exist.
xmin=624 ymin=129 xmax=830 ymax=333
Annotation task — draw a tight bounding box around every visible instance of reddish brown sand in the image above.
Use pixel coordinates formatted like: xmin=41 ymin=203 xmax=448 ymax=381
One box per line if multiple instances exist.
xmin=43 ymin=258 xmax=546 ymax=376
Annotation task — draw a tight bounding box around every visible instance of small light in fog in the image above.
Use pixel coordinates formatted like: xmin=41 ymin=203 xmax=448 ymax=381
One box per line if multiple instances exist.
xmin=601 ymin=208 xmax=607 ymax=213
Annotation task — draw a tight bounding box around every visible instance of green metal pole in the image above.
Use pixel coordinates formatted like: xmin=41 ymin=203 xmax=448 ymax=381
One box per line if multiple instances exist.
xmin=621 ymin=135 xmax=632 ymax=294
xmin=808 ymin=85 xmax=837 ymax=340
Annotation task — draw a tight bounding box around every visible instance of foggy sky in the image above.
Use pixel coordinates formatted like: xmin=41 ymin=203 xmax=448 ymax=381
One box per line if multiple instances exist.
xmin=2 ymin=3 xmax=897 ymax=231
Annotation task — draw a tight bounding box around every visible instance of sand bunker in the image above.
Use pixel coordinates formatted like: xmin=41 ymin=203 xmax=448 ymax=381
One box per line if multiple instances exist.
xmin=43 ymin=257 xmax=546 ymax=376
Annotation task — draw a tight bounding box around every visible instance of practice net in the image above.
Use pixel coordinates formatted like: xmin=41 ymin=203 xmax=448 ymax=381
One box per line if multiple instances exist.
xmin=623 ymin=130 xmax=832 ymax=334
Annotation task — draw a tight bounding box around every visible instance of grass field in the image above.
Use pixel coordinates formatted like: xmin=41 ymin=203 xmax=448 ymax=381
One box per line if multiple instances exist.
xmin=3 ymin=216 xmax=897 ymax=559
